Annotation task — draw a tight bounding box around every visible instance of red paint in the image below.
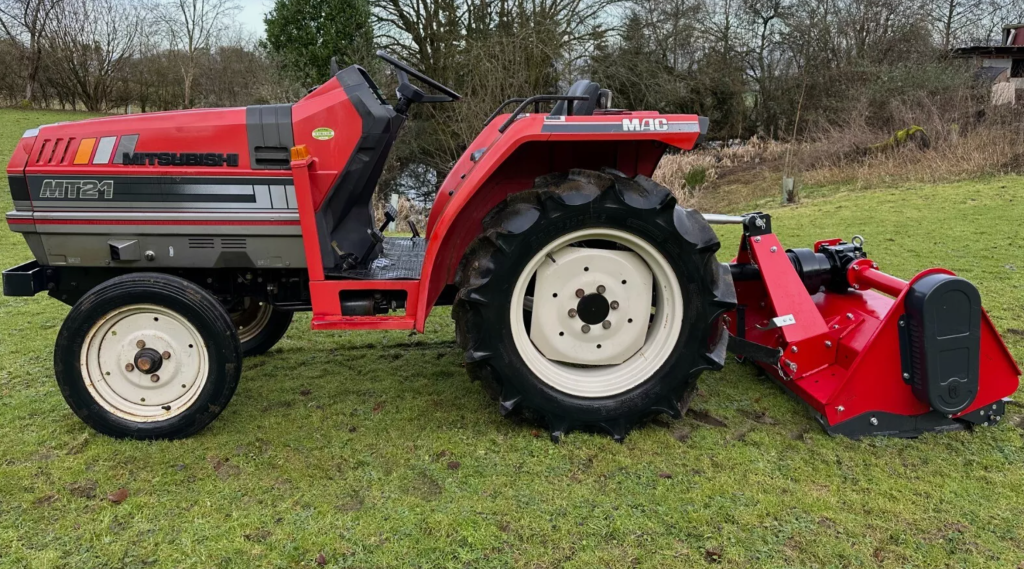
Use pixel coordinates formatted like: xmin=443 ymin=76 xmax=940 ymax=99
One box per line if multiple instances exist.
xmin=308 ymin=280 xmax=420 ymax=331
xmin=290 ymin=78 xmax=363 ymax=210
xmin=847 ymin=259 xmax=907 ymax=297
xmin=747 ymin=233 xmax=830 ymax=376
xmin=726 ymin=232 xmax=1021 ymax=430
xmin=292 ymin=155 xmax=325 ymax=281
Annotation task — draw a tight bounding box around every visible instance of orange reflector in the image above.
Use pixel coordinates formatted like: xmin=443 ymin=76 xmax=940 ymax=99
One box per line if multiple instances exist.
xmin=73 ymin=138 xmax=96 ymax=165
xmin=290 ymin=145 xmax=310 ymax=161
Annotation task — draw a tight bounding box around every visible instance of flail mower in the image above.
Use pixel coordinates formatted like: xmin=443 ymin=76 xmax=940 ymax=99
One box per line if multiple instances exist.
xmin=3 ymin=52 xmax=1019 ymax=441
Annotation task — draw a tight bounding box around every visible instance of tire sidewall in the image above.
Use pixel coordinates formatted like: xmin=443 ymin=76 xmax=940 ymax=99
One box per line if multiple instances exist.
xmin=54 ymin=274 xmax=242 ymax=439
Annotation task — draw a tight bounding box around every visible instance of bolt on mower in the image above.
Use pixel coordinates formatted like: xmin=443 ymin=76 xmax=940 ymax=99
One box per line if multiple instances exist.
xmin=3 ymin=52 xmax=1019 ymax=441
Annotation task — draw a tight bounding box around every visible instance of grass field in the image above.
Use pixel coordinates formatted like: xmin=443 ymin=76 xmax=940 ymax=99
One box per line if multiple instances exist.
xmin=1 ymin=108 xmax=1023 ymax=568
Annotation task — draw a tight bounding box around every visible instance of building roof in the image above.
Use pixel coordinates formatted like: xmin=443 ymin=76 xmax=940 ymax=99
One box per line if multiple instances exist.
xmin=975 ymin=66 xmax=1007 ymax=84
xmin=953 ymin=46 xmax=1024 ymax=58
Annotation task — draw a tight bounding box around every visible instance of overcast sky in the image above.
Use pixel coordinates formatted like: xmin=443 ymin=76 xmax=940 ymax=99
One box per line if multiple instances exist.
xmin=233 ymin=0 xmax=272 ymax=38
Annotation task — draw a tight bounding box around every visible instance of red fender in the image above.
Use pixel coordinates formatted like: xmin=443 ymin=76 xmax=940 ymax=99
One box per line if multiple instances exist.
xmin=413 ymin=111 xmax=706 ymax=331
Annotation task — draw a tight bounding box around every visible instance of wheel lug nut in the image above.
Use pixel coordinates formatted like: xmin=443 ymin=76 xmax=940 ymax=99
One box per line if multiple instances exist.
xmin=568 ymin=308 xmax=577 ymax=318
xmin=581 ymin=324 xmax=591 ymax=333
xmin=150 ymin=374 xmax=160 ymax=383
xmin=602 ymin=320 xmax=611 ymax=329
xmin=610 ymin=300 xmax=619 ymax=310
xmin=575 ymin=288 xmax=585 ymax=298
xmin=136 ymin=340 xmax=146 ymax=349
xmin=125 ymin=363 xmax=135 ymax=372
xmin=597 ymin=285 xmax=606 ymax=294
xmin=162 ymin=351 xmax=171 ymax=359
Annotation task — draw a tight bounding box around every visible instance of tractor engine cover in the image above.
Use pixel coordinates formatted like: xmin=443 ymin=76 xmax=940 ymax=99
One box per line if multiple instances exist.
xmin=901 ymin=274 xmax=981 ymax=415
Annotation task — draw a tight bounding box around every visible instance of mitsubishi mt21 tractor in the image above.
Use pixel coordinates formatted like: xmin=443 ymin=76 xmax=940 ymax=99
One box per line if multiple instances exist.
xmin=3 ymin=52 xmax=1019 ymax=441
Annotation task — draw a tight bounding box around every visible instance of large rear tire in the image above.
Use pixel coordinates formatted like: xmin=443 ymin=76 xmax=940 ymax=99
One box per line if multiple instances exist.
xmin=453 ymin=169 xmax=735 ymax=441
xmin=229 ymin=298 xmax=294 ymax=357
xmin=54 ymin=273 xmax=243 ymax=440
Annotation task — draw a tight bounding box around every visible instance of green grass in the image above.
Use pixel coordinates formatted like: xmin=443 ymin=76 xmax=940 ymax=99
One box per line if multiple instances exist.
xmin=1 ymin=108 xmax=1023 ymax=568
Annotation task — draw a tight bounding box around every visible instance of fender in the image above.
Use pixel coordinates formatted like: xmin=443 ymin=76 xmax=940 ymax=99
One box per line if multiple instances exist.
xmin=414 ymin=112 xmax=707 ymax=331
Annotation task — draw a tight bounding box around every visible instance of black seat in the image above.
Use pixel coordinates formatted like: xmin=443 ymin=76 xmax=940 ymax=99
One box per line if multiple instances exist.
xmin=550 ymin=80 xmax=603 ymax=117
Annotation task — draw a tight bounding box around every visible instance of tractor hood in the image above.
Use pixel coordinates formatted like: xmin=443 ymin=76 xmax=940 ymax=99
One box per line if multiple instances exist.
xmin=12 ymin=105 xmax=295 ymax=178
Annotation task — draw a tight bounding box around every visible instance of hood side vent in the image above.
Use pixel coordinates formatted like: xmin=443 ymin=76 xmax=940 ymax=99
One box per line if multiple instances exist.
xmin=34 ymin=138 xmax=74 ymax=165
xmin=188 ymin=238 xmax=215 ymax=249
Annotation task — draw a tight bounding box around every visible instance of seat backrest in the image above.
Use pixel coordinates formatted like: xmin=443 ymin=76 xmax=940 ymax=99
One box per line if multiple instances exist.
xmin=550 ymin=80 xmax=602 ymax=117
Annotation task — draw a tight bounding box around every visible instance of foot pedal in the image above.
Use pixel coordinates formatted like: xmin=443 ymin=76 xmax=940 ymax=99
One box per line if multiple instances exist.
xmin=360 ymin=228 xmax=384 ymax=265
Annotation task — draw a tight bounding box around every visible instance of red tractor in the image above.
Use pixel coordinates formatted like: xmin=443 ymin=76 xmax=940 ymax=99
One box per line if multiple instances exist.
xmin=3 ymin=53 xmax=1019 ymax=441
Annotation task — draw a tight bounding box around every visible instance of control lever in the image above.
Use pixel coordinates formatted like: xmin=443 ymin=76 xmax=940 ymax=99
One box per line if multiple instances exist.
xmin=408 ymin=220 xmax=421 ymax=239
xmin=379 ymin=203 xmax=397 ymax=234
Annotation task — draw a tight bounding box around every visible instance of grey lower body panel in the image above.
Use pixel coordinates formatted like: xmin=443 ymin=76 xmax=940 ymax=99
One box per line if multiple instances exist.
xmin=8 ymin=210 xmax=306 ymax=269
xmin=38 ymin=233 xmax=306 ymax=269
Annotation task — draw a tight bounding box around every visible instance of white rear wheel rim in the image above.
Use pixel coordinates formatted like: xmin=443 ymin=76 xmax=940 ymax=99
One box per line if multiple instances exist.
xmin=510 ymin=228 xmax=684 ymax=398
xmin=80 ymin=304 xmax=209 ymax=421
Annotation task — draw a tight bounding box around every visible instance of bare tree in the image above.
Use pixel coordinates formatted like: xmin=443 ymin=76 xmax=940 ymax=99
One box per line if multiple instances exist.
xmin=160 ymin=0 xmax=238 ymax=107
xmin=977 ymin=0 xmax=1024 ymax=45
xmin=45 ymin=0 xmax=143 ymax=111
xmin=927 ymin=0 xmax=998 ymax=49
xmin=374 ymin=0 xmax=613 ymax=80
xmin=0 ymin=0 xmax=61 ymax=102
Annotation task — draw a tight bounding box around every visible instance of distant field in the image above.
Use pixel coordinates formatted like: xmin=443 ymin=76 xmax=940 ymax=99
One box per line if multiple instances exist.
xmin=1 ymin=108 xmax=1023 ymax=568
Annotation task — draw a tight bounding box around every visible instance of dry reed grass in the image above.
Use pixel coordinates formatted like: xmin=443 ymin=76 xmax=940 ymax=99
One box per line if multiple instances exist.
xmin=655 ymin=103 xmax=1024 ymax=213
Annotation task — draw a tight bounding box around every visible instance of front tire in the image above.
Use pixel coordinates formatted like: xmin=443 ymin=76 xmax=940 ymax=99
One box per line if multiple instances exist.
xmin=54 ymin=273 xmax=243 ymax=440
xmin=453 ymin=169 xmax=735 ymax=441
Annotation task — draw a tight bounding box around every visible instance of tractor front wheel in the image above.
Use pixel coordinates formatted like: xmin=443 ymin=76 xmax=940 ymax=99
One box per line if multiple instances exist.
xmin=54 ymin=273 xmax=243 ymax=440
xmin=453 ymin=169 xmax=735 ymax=441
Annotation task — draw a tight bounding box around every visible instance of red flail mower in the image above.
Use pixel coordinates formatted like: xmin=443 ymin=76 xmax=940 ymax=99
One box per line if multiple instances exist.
xmin=3 ymin=53 xmax=1019 ymax=441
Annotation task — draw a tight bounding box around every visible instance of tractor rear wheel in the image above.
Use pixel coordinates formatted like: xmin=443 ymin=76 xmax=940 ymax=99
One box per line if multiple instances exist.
xmin=229 ymin=298 xmax=293 ymax=357
xmin=54 ymin=273 xmax=242 ymax=440
xmin=452 ymin=169 xmax=735 ymax=441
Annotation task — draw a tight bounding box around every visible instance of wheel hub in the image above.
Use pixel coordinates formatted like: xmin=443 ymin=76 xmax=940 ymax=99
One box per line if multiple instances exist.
xmin=134 ymin=348 xmax=164 ymax=374
xmin=576 ymin=293 xmax=610 ymax=325
xmin=528 ymin=246 xmax=654 ymax=366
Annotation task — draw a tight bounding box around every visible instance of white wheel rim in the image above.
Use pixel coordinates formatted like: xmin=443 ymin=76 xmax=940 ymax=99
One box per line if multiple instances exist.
xmin=231 ymin=298 xmax=272 ymax=343
xmin=80 ymin=304 xmax=209 ymax=421
xmin=510 ymin=228 xmax=684 ymax=398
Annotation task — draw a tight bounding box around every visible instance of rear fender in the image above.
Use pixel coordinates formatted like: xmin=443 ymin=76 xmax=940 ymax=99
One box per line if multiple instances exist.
xmin=414 ymin=113 xmax=706 ymax=331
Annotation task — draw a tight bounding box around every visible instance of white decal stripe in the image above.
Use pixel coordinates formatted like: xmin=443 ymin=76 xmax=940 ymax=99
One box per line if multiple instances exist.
xmin=31 ymin=211 xmax=299 ymax=221
xmin=92 ymin=137 xmax=117 ymax=164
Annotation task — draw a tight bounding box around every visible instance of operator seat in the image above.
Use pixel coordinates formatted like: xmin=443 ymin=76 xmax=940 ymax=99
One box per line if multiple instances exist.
xmin=549 ymin=80 xmax=609 ymax=117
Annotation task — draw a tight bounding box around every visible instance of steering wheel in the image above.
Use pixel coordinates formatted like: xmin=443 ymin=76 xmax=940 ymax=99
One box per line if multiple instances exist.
xmin=376 ymin=51 xmax=461 ymax=114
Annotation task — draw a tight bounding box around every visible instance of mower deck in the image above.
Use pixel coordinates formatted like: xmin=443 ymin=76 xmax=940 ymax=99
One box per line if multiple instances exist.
xmin=721 ymin=213 xmax=1020 ymax=438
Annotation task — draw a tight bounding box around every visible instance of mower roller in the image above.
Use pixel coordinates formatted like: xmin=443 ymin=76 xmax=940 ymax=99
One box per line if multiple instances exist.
xmin=3 ymin=52 xmax=1019 ymax=441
